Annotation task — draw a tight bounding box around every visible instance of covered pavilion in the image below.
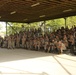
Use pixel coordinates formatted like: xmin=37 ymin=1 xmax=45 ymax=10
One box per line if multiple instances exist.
xmin=0 ymin=0 xmax=76 ymax=75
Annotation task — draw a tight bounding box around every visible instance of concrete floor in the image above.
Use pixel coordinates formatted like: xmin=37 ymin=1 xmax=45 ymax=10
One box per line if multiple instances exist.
xmin=0 ymin=48 xmax=76 ymax=75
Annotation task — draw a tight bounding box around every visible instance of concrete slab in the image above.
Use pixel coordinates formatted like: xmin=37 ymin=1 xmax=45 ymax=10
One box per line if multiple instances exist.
xmin=0 ymin=48 xmax=76 ymax=75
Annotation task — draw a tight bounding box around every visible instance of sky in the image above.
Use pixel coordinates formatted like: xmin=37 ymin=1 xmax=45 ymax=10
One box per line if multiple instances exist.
xmin=0 ymin=22 xmax=6 ymax=32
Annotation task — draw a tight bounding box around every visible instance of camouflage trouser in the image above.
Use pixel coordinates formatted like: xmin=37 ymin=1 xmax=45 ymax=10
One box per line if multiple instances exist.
xmin=70 ymin=45 xmax=74 ymax=54
xmin=12 ymin=41 xmax=15 ymax=48
xmin=37 ymin=45 xmax=40 ymax=50
xmin=48 ymin=46 xmax=50 ymax=52
xmin=44 ymin=44 xmax=48 ymax=50
xmin=8 ymin=41 xmax=12 ymax=48
xmin=29 ymin=44 xmax=32 ymax=49
xmin=16 ymin=41 xmax=19 ymax=48
xmin=26 ymin=42 xmax=29 ymax=49
xmin=22 ymin=41 xmax=25 ymax=48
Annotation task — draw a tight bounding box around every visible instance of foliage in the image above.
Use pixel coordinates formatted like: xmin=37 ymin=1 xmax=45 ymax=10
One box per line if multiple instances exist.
xmin=45 ymin=18 xmax=65 ymax=32
xmin=7 ymin=16 xmax=76 ymax=35
xmin=66 ymin=16 xmax=76 ymax=29
xmin=7 ymin=22 xmax=40 ymax=35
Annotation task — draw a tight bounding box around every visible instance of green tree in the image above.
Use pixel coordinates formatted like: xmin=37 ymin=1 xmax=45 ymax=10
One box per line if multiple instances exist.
xmin=46 ymin=18 xmax=65 ymax=32
xmin=7 ymin=22 xmax=40 ymax=35
xmin=66 ymin=16 xmax=76 ymax=29
xmin=7 ymin=22 xmax=25 ymax=35
xmin=7 ymin=16 xmax=76 ymax=35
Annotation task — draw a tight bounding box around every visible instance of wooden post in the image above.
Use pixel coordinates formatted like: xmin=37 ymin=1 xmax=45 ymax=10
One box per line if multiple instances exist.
xmin=6 ymin=22 xmax=7 ymax=36
xmin=44 ymin=21 xmax=46 ymax=35
xmin=64 ymin=17 xmax=67 ymax=28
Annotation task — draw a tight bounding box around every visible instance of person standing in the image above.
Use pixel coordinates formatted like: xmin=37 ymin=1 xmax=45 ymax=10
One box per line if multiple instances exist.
xmin=7 ymin=36 xmax=12 ymax=49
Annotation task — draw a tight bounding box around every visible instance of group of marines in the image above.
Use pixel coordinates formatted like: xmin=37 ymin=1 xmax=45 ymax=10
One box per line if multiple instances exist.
xmin=1 ymin=27 xmax=76 ymax=54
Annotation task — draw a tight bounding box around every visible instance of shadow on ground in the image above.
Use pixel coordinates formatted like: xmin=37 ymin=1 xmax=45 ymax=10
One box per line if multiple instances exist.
xmin=0 ymin=48 xmax=56 ymax=63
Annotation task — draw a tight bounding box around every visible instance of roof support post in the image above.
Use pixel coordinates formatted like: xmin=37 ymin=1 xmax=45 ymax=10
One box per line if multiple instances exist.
xmin=44 ymin=21 xmax=46 ymax=34
xmin=43 ymin=21 xmax=46 ymax=35
xmin=64 ymin=17 xmax=67 ymax=28
xmin=6 ymin=22 xmax=7 ymax=36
